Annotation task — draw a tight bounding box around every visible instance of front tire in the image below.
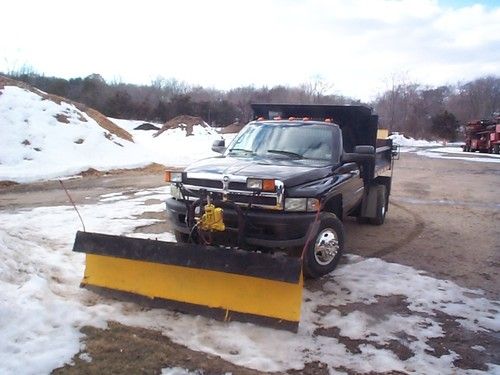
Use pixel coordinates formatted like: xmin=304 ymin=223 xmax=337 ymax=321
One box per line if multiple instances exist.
xmin=303 ymin=213 xmax=345 ymax=279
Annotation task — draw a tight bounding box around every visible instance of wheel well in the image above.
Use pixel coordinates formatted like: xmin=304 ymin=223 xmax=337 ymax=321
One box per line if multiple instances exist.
xmin=323 ymin=195 xmax=343 ymax=220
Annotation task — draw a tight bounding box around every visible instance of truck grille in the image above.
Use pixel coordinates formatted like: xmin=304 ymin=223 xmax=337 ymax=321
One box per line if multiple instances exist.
xmin=180 ymin=173 xmax=283 ymax=210
xmin=184 ymin=178 xmax=221 ymax=189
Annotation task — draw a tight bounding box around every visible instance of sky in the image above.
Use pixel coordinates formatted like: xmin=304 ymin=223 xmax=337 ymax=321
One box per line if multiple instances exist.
xmin=1 ymin=0 xmax=499 ymax=101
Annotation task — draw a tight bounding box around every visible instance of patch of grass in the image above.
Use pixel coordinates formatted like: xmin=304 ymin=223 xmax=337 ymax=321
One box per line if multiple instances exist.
xmin=52 ymin=322 xmax=263 ymax=375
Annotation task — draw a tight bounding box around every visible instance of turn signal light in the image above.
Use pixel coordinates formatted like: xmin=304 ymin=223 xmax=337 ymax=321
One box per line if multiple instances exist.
xmin=262 ymin=179 xmax=276 ymax=192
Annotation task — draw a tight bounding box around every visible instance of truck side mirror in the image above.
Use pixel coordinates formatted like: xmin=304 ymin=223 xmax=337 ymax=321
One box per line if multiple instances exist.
xmin=353 ymin=145 xmax=375 ymax=154
xmin=342 ymin=145 xmax=375 ymax=164
xmin=212 ymin=139 xmax=226 ymax=154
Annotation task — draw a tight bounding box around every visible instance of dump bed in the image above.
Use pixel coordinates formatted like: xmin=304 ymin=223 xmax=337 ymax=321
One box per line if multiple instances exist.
xmin=251 ymin=103 xmax=392 ymax=180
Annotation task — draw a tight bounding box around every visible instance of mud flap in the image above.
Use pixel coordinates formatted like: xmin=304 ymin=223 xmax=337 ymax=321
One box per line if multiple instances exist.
xmin=73 ymin=231 xmax=303 ymax=331
xmin=360 ymin=185 xmax=378 ymax=218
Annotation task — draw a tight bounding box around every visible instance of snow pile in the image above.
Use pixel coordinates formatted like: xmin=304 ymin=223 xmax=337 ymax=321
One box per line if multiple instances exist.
xmin=0 ymin=83 xmax=227 ymax=183
xmin=112 ymin=118 xmax=231 ymax=169
xmin=389 ymin=133 xmax=442 ymax=148
xmin=0 ymin=190 xmax=498 ymax=374
xmin=0 ymin=85 xmax=151 ymax=183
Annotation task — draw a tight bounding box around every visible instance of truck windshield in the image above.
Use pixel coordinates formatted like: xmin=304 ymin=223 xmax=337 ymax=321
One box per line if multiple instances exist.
xmin=227 ymin=122 xmax=336 ymax=161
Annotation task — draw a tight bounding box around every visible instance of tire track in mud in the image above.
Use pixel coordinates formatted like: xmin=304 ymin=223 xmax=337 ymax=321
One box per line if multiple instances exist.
xmin=369 ymin=202 xmax=425 ymax=258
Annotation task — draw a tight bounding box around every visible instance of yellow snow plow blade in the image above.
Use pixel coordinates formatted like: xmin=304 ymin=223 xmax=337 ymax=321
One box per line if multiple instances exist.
xmin=73 ymin=231 xmax=303 ymax=331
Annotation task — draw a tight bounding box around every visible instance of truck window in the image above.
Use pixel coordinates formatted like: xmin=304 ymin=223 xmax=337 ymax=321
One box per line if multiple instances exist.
xmin=227 ymin=123 xmax=337 ymax=161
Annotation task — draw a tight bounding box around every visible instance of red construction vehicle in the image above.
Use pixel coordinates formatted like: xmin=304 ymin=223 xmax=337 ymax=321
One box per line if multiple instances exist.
xmin=463 ymin=116 xmax=500 ymax=154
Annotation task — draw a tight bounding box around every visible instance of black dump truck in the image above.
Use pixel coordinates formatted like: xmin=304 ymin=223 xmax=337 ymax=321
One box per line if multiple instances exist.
xmin=165 ymin=104 xmax=395 ymax=278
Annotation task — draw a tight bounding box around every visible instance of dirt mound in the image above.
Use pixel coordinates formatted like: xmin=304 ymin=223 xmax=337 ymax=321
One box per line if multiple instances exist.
xmin=0 ymin=180 xmax=19 ymax=188
xmin=134 ymin=123 xmax=160 ymax=131
xmin=107 ymin=163 xmax=168 ymax=175
xmin=79 ymin=168 xmax=103 ymax=177
xmin=154 ymin=115 xmax=209 ymax=137
xmin=220 ymin=120 xmax=245 ymax=134
xmin=0 ymin=76 xmax=35 ymax=92
xmin=0 ymin=75 xmax=133 ymax=143
xmin=77 ymin=163 xmax=168 ymax=178
xmin=85 ymin=109 xmax=133 ymax=142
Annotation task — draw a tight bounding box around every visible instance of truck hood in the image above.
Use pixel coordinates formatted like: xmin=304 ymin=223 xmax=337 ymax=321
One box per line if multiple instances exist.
xmin=185 ymin=156 xmax=333 ymax=187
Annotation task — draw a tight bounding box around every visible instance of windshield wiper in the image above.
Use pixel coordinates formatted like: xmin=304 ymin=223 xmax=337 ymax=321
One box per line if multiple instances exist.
xmin=228 ymin=148 xmax=255 ymax=154
xmin=266 ymin=149 xmax=303 ymax=159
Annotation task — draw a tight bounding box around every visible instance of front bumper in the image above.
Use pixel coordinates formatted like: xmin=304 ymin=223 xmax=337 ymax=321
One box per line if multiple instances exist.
xmin=166 ymin=198 xmax=316 ymax=248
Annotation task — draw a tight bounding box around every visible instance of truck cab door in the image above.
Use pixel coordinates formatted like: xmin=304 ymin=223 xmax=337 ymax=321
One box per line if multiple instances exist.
xmin=334 ymin=162 xmax=364 ymax=215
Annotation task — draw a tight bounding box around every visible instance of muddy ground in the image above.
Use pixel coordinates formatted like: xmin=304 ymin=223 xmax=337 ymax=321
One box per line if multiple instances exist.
xmin=1 ymin=152 xmax=499 ymax=374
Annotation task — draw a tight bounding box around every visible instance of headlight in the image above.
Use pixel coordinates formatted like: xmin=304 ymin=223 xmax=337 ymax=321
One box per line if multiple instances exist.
xmin=170 ymin=184 xmax=182 ymax=199
xmin=247 ymin=178 xmax=276 ymax=191
xmin=247 ymin=178 xmax=262 ymax=190
xmin=284 ymin=198 xmax=307 ymax=211
xmin=164 ymin=171 xmax=183 ymax=182
xmin=284 ymin=198 xmax=320 ymax=212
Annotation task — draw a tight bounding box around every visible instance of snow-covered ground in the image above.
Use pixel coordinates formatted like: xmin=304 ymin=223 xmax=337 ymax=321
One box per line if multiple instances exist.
xmin=0 ymin=189 xmax=498 ymax=375
xmin=390 ymin=134 xmax=500 ymax=163
xmin=417 ymin=147 xmax=500 ymax=163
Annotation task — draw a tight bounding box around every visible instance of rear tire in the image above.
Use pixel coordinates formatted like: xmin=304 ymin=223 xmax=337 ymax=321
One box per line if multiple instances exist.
xmin=494 ymin=145 xmax=500 ymax=154
xmin=303 ymin=213 xmax=344 ymax=279
xmin=369 ymin=185 xmax=387 ymax=225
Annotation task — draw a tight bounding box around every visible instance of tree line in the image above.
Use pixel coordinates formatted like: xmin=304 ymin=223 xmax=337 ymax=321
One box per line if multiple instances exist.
xmin=4 ymin=67 xmax=499 ymax=141
xmin=375 ymin=75 xmax=500 ymax=140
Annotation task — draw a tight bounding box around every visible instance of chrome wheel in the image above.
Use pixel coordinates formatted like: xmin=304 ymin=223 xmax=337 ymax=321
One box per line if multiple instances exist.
xmin=314 ymin=228 xmax=339 ymax=265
